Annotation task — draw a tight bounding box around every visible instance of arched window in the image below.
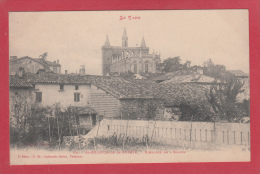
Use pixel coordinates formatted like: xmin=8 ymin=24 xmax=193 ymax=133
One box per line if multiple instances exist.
xmin=131 ymin=61 xmax=137 ymax=74
xmin=145 ymin=63 xmax=149 ymax=73
xmin=134 ymin=63 xmax=137 ymax=74
xmin=144 ymin=61 xmax=152 ymax=73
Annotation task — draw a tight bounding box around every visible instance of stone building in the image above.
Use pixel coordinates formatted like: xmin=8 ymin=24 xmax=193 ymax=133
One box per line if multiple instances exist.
xmin=101 ymin=28 xmax=161 ymax=76
xmin=9 ymin=56 xmax=61 ymax=75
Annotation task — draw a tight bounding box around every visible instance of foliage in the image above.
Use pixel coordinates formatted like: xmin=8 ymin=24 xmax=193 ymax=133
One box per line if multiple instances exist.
xmin=10 ymin=94 xmax=50 ymax=145
xmin=9 ymin=93 xmax=83 ymax=149
xmin=205 ymin=74 xmax=246 ymax=121
xmin=203 ymin=59 xmax=226 ymax=79
xmin=178 ymin=103 xmax=213 ymax=121
xmin=118 ymin=99 xmax=164 ymax=120
xmin=39 ymin=52 xmax=48 ymax=60
xmin=157 ymin=57 xmax=184 ymax=73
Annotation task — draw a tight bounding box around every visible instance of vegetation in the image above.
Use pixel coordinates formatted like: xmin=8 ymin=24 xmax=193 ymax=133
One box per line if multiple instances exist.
xmin=205 ymin=73 xmax=248 ymax=121
xmin=39 ymin=52 xmax=48 ymax=60
xmin=157 ymin=56 xmax=184 ymax=73
xmin=10 ymin=94 xmax=85 ymax=149
xmin=117 ymin=99 xmax=164 ymax=120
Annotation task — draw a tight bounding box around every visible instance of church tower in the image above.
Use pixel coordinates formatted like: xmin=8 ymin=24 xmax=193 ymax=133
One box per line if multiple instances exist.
xmin=140 ymin=36 xmax=146 ymax=47
xmin=122 ymin=28 xmax=128 ymax=47
xmin=101 ymin=35 xmax=113 ymax=76
xmin=104 ymin=35 xmax=110 ymax=46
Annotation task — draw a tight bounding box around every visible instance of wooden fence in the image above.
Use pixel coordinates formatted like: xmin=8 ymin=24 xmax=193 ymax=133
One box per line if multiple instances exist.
xmin=90 ymin=119 xmax=250 ymax=149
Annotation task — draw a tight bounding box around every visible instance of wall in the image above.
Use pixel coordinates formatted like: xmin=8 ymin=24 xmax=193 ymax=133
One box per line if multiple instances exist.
xmin=90 ymin=85 xmax=119 ymax=118
xmin=10 ymin=58 xmax=45 ymax=75
xmin=9 ymin=88 xmax=34 ymax=117
xmin=93 ymin=119 xmax=250 ymax=149
xmin=102 ymin=45 xmax=150 ymax=75
xmin=34 ymin=83 xmax=91 ymax=108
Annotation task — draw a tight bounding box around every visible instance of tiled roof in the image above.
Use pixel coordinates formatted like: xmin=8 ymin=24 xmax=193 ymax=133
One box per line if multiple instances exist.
xmin=24 ymin=73 xmax=92 ymax=84
xmin=9 ymin=73 xmax=154 ymax=99
xmin=228 ymin=70 xmax=248 ymax=77
xmin=162 ymin=74 xmax=215 ymax=84
xmin=151 ymin=70 xmax=194 ymax=81
xmin=133 ymin=82 xmax=210 ymax=106
xmin=90 ymin=76 xmax=154 ymax=99
xmin=9 ymin=72 xmax=210 ymax=106
xmin=34 ymin=58 xmax=61 ymax=67
xmin=9 ymin=75 xmax=33 ymax=88
xmin=10 ymin=56 xmax=61 ymax=67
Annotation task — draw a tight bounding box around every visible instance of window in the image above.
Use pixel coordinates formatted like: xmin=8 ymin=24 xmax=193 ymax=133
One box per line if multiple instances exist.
xmin=75 ymin=85 xmax=79 ymax=90
xmin=36 ymin=92 xmax=42 ymax=102
xmin=60 ymin=85 xmax=64 ymax=90
xmin=134 ymin=63 xmax=137 ymax=74
xmin=74 ymin=93 xmax=80 ymax=102
xmin=145 ymin=63 xmax=149 ymax=73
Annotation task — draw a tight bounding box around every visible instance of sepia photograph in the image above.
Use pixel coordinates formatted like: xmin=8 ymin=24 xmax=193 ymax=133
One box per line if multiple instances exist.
xmin=8 ymin=10 xmax=250 ymax=165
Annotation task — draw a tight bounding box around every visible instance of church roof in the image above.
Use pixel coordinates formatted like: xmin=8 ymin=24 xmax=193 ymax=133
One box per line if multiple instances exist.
xmin=122 ymin=27 xmax=127 ymax=37
xmin=104 ymin=35 xmax=110 ymax=46
xmin=140 ymin=36 xmax=146 ymax=47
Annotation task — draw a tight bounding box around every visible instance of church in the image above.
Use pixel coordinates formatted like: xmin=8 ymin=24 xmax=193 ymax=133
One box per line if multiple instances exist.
xmin=101 ymin=28 xmax=161 ymax=76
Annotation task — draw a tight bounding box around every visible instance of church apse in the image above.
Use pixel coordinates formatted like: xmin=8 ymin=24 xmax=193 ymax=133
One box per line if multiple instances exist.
xmin=101 ymin=28 xmax=161 ymax=76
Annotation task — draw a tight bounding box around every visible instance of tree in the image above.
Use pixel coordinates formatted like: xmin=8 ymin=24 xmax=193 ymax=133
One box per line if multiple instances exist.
xmin=10 ymin=93 xmax=49 ymax=146
xmin=118 ymin=99 xmax=164 ymax=120
xmin=206 ymin=74 xmax=245 ymax=121
xmin=39 ymin=52 xmax=48 ymax=60
xmin=203 ymin=59 xmax=226 ymax=79
xmin=158 ymin=57 xmax=184 ymax=73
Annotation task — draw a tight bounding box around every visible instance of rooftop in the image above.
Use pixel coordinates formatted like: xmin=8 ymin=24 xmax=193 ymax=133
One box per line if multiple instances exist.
xmin=228 ymin=70 xmax=248 ymax=77
xmin=9 ymin=56 xmax=61 ymax=67
xmin=9 ymin=72 xmax=211 ymax=106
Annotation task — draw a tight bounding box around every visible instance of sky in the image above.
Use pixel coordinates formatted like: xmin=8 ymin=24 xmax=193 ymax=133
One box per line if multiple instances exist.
xmin=9 ymin=10 xmax=249 ymax=75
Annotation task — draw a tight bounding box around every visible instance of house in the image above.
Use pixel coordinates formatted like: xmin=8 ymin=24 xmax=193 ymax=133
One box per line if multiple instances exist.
xmin=227 ymin=70 xmax=250 ymax=103
xmin=9 ymin=70 xmax=214 ymax=123
xmin=9 ymin=72 xmax=159 ymax=120
xmin=9 ymin=56 xmax=61 ymax=75
xmin=128 ymin=80 xmax=213 ymax=121
xmin=228 ymin=70 xmax=249 ymax=79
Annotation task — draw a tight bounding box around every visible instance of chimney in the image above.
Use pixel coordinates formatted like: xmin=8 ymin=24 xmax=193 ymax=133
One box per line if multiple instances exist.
xmin=79 ymin=65 xmax=85 ymax=76
xmin=65 ymin=70 xmax=68 ymax=74
xmin=17 ymin=67 xmax=24 ymax=77
xmin=57 ymin=59 xmax=59 ymax=64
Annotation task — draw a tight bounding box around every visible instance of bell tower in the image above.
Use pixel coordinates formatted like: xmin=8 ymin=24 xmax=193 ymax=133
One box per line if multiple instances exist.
xmin=122 ymin=28 xmax=128 ymax=47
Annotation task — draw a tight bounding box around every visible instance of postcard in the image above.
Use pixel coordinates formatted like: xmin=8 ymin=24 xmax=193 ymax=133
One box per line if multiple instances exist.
xmin=9 ymin=10 xmax=250 ymax=165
